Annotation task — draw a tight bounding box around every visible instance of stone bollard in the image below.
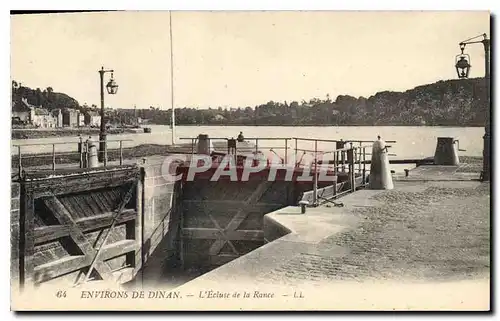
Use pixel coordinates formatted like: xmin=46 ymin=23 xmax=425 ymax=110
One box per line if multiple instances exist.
xmin=433 ymin=137 xmax=460 ymax=165
xmin=368 ymin=136 xmax=394 ymax=190
xmin=299 ymin=200 xmax=309 ymax=214
xmin=227 ymin=138 xmax=237 ymax=157
xmin=86 ymin=139 xmax=99 ymax=168
xmin=196 ymin=134 xmax=213 ymax=155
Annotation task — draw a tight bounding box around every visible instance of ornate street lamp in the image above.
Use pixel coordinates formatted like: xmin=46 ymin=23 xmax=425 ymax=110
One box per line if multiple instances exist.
xmin=98 ymin=67 xmax=118 ymax=164
xmin=106 ymin=74 xmax=119 ymax=94
xmin=455 ymin=33 xmax=490 ymax=181
xmin=455 ymin=44 xmax=471 ymax=79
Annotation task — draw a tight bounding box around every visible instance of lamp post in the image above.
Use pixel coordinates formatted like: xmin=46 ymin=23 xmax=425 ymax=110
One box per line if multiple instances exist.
xmin=455 ymin=34 xmax=490 ymax=181
xmin=98 ymin=66 xmax=119 ymax=164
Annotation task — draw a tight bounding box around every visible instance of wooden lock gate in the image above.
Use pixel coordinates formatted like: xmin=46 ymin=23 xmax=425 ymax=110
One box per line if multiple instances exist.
xmin=16 ymin=165 xmax=143 ymax=289
xmin=179 ymin=172 xmax=294 ymax=270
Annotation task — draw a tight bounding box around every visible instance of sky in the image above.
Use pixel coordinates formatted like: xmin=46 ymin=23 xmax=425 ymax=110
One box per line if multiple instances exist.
xmin=10 ymin=11 xmax=490 ymax=110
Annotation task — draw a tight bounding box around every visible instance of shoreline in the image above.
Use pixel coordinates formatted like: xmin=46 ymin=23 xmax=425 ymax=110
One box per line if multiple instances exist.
xmin=12 ymin=127 xmax=143 ymax=139
xmin=11 ymin=124 xmax=485 ymax=140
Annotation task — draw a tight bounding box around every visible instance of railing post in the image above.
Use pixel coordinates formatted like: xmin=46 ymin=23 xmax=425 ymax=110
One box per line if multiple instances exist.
xmin=363 ymin=147 xmax=366 ymax=185
xmin=17 ymin=145 xmax=22 ymax=176
xmin=191 ymin=138 xmax=194 ymax=155
xmin=52 ymin=144 xmax=56 ymax=171
xmin=333 ymin=149 xmax=337 ymax=175
xmin=313 ymin=140 xmax=318 ymax=206
xmin=358 ymin=142 xmax=362 ymax=175
xmin=119 ymin=140 xmax=123 ymax=166
xmin=79 ymin=136 xmax=84 ymax=168
xmin=103 ymin=139 xmax=107 ymax=167
xmin=284 ymin=139 xmax=288 ymax=165
xmin=347 ymin=148 xmax=355 ymax=192
xmin=84 ymin=140 xmax=89 ymax=168
xmin=255 ymin=138 xmax=259 ymax=155
xmin=294 ymin=138 xmax=298 ymax=158
xmin=337 ymin=140 xmax=345 ymax=173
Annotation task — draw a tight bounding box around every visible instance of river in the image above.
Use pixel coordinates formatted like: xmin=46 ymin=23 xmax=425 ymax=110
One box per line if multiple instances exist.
xmin=11 ymin=125 xmax=484 ymax=165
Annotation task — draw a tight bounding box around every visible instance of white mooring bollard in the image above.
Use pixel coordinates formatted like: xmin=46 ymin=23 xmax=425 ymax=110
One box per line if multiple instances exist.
xmin=87 ymin=139 xmax=99 ymax=168
xmin=368 ymin=136 xmax=394 ymax=190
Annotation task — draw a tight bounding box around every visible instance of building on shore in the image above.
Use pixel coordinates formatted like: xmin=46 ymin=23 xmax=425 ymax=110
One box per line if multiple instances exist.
xmin=62 ymin=108 xmax=79 ymax=127
xmin=78 ymin=112 xmax=85 ymax=127
xmin=12 ymin=98 xmax=60 ymax=128
xmin=31 ymin=107 xmax=58 ymax=128
xmin=11 ymin=98 xmax=32 ymax=124
xmin=84 ymin=111 xmax=101 ymax=127
xmin=52 ymin=109 xmax=63 ymax=128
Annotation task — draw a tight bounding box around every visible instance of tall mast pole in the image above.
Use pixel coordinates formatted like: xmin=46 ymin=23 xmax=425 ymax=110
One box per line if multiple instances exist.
xmin=457 ymin=33 xmax=490 ymax=181
xmin=170 ymin=10 xmax=176 ymax=145
xmin=482 ymin=35 xmax=490 ymax=181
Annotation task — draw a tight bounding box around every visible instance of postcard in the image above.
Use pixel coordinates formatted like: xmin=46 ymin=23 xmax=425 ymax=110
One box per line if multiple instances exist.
xmin=10 ymin=10 xmax=490 ymax=311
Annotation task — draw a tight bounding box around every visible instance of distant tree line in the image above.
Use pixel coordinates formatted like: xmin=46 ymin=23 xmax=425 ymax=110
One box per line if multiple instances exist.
xmin=12 ymin=78 xmax=488 ymax=127
xmin=115 ymin=78 xmax=489 ymax=127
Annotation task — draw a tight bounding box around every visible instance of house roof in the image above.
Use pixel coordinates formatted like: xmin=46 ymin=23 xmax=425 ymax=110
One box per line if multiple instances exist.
xmin=12 ymin=99 xmax=32 ymax=112
xmin=34 ymin=108 xmax=50 ymax=116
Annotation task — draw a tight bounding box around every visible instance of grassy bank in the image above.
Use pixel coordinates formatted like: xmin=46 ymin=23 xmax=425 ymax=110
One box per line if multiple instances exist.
xmin=12 ymin=127 xmax=142 ymax=140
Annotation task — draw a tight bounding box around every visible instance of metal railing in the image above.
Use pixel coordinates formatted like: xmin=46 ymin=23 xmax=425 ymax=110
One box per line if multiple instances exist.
xmin=181 ymin=136 xmax=397 ymax=205
xmin=12 ymin=138 xmax=132 ymax=175
xmin=180 ymin=136 xmax=292 ymax=164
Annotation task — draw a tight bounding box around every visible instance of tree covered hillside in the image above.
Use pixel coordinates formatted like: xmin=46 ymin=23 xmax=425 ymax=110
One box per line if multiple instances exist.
xmin=11 ymin=77 xmax=488 ymax=126
xmin=11 ymin=81 xmax=80 ymax=111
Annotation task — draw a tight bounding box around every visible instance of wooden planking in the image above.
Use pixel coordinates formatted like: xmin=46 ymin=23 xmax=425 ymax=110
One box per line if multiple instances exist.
xmin=80 ymin=192 xmax=102 ymax=217
xmin=34 ymin=255 xmax=87 ymax=284
xmin=182 ymin=201 xmax=283 ymax=229
xmin=79 ymin=180 xmax=138 ymax=284
xmin=76 ymin=209 xmax=136 ymax=232
xmin=33 ymin=241 xmax=73 ymax=268
xmin=70 ymin=194 xmax=93 ymax=219
xmin=33 ymin=209 xmax=136 ymax=244
xmin=182 ymin=179 xmax=264 ymax=201
xmin=29 ymin=169 xmax=139 ymax=198
xmin=82 ymin=225 xmax=126 ymax=250
xmin=23 ymin=165 xmax=138 ymax=179
xmin=181 ymin=228 xmax=264 ymax=241
xmin=21 ymin=186 xmax=35 ymax=288
xmin=112 ymin=267 xmax=135 ymax=285
xmin=43 ymin=197 xmax=115 ymax=281
xmin=100 ymin=190 xmax=118 ymax=211
xmin=18 ymin=166 xmax=142 ymax=287
xmin=34 ymin=225 xmax=72 ymax=244
xmin=91 ymin=190 xmax=113 ymax=213
xmin=208 ymin=181 xmax=270 ymax=256
xmin=34 ymin=240 xmax=137 ymax=284
xmin=258 ymin=181 xmax=294 ymax=204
